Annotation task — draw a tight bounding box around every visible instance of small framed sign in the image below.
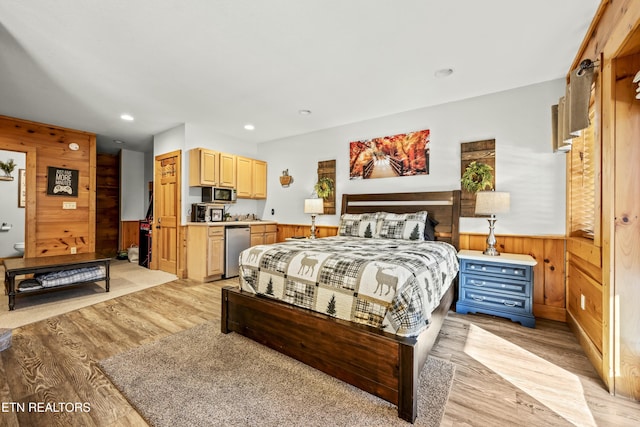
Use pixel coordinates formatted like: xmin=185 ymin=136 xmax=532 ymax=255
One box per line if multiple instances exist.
xmin=47 ymin=166 xmax=79 ymax=197
xmin=18 ymin=169 xmax=26 ymax=208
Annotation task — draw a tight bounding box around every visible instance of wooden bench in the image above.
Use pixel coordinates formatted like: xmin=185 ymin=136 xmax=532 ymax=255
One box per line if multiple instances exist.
xmin=3 ymin=253 xmax=110 ymax=311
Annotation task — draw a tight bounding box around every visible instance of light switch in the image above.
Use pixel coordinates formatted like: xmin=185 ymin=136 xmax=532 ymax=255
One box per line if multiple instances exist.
xmin=63 ymin=201 xmax=77 ymax=209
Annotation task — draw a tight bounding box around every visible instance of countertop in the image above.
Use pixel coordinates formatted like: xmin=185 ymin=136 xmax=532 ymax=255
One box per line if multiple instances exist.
xmin=186 ymin=220 xmax=277 ymax=227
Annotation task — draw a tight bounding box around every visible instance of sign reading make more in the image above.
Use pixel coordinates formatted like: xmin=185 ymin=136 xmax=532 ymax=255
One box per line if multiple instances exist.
xmin=47 ymin=166 xmax=79 ymax=197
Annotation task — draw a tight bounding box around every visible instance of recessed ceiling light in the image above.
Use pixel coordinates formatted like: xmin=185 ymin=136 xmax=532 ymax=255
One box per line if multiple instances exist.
xmin=120 ymin=113 xmax=134 ymax=121
xmin=113 ymin=139 xmax=125 ymax=144
xmin=244 ymin=124 xmax=255 ymax=131
xmin=434 ymin=68 xmax=454 ymax=78
xmin=298 ymin=109 xmax=312 ymax=115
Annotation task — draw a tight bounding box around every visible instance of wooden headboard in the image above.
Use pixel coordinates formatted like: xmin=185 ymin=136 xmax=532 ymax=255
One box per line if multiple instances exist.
xmin=341 ymin=190 xmax=461 ymax=249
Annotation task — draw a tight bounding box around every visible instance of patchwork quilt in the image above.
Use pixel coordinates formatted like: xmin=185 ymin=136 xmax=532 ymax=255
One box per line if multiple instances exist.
xmin=239 ymin=236 xmax=459 ymax=337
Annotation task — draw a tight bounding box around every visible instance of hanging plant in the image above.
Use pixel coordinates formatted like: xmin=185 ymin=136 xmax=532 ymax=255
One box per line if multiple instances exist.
xmin=461 ymin=161 xmax=494 ymax=193
xmin=0 ymin=159 xmax=16 ymax=178
xmin=314 ymin=177 xmax=334 ymax=199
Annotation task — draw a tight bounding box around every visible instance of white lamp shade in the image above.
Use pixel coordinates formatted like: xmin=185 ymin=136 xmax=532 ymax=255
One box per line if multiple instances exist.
xmin=304 ymin=198 xmax=324 ymax=214
xmin=475 ymin=191 xmax=510 ymax=215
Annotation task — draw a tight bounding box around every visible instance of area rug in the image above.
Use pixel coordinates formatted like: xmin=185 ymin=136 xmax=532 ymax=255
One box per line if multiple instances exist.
xmin=99 ymin=320 xmax=455 ymax=427
xmin=0 ymin=260 xmax=177 ymax=328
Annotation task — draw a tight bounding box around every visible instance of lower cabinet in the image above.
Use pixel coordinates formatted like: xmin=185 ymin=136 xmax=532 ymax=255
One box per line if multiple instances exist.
xmin=250 ymin=224 xmax=277 ymax=246
xmin=187 ymin=226 xmax=225 ymax=282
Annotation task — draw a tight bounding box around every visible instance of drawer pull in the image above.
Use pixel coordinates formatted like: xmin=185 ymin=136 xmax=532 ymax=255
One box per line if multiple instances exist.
xmin=482 ymin=267 xmax=487 ymax=271
xmin=514 ymin=270 xmax=520 ymax=275
xmin=470 ymin=265 xmax=476 ymax=269
xmin=503 ymin=301 xmax=517 ymax=307
xmin=501 ymin=268 xmax=506 ymax=273
xmin=471 ymin=295 xmax=484 ymax=302
xmin=469 ymin=280 xmax=485 ymax=286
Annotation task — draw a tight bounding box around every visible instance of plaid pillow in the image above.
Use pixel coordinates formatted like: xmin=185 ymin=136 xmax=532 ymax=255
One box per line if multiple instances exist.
xmin=378 ymin=211 xmax=428 ymax=240
xmin=338 ymin=213 xmax=379 ymax=238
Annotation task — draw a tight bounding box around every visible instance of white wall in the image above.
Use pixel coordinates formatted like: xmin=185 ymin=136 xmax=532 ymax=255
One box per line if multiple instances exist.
xmin=120 ymin=149 xmax=147 ymax=220
xmin=257 ymin=79 xmax=567 ymax=236
xmin=0 ymin=150 xmax=26 ymax=257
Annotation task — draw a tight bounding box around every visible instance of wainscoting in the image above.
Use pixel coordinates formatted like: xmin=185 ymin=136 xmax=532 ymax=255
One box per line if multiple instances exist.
xmin=276 ymin=224 xmax=566 ymax=322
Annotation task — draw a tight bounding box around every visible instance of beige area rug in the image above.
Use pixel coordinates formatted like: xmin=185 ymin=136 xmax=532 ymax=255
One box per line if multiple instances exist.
xmin=100 ymin=320 xmax=455 ymax=427
xmin=0 ymin=260 xmax=177 ymax=328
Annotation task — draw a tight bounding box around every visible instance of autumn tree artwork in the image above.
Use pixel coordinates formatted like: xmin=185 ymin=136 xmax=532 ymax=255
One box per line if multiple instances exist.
xmin=349 ymin=129 xmax=430 ymax=179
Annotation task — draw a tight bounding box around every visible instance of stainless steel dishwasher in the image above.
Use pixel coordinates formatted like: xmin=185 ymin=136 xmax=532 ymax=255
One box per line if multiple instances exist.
xmin=224 ymin=225 xmax=251 ymax=278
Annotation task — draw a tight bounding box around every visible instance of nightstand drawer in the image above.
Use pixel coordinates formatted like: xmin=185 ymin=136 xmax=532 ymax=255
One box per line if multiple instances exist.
xmin=459 ymin=288 xmax=531 ymax=314
xmin=461 ymin=275 xmax=529 ymax=296
xmin=460 ymin=259 xmax=531 ymax=281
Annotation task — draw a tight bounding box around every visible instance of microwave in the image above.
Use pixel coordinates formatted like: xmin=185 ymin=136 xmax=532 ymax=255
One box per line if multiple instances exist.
xmin=202 ymin=187 xmax=237 ymax=203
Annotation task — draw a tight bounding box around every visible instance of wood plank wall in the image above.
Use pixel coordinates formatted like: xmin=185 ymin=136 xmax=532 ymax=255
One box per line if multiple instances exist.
xmin=0 ymin=115 xmax=96 ymax=258
xmin=95 ymin=153 xmax=119 ymax=257
xmin=120 ymin=221 xmax=139 ymax=251
xmin=276 ymin=223 xmax=566 ymax=322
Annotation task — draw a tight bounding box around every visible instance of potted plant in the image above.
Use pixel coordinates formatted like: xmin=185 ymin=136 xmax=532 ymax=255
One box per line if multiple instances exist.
xmin=0 ymin=159 xmax=16 ymax=181
xmin=461 ymin=161 xmax=493 ymax=193
xmin=314 ymin=177 xmax=334 ymax=199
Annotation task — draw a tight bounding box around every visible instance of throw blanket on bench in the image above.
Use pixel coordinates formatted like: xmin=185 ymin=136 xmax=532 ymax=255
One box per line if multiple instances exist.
xmin=22 ymin=266 xmax=107 ymax=290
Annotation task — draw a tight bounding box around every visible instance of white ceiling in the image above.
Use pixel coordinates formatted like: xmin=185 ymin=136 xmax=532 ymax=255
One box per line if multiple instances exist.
xmin=0 ymin=1 xmax=600 ymax=154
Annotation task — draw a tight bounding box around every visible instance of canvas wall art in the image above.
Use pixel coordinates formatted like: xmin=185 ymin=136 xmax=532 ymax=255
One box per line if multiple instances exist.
xmin=349 ymin=129 xmax=430 ymax=179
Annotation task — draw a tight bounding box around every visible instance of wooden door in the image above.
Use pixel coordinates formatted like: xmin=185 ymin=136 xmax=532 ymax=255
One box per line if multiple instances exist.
xmin=152 ymin=150 xmax=181 ymax=274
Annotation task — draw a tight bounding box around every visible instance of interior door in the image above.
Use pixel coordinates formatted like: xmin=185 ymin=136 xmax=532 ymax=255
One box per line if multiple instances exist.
xmin=152 ymin=150 xmax=181 ymax=274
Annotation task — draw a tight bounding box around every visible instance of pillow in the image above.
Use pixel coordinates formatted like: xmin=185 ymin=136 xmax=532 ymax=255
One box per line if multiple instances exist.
xmin=424 ymin=214 xmax=439 ymax=241
xmin=338 ymin=213 xmax=379 ymax=238
xmin=378 ymin=211 xmax=428 ymax=241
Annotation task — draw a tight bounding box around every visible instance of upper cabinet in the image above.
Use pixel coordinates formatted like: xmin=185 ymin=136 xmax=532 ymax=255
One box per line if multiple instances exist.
xmin=189 ymin=148 xmax=236 ymax=188
xmin=218 ymin=152 xmax=237 ymax=188
xmin=237 ymin=156 xmax=267 ymax=199
xmin=189 ymin=148 xmax=219 ymax=186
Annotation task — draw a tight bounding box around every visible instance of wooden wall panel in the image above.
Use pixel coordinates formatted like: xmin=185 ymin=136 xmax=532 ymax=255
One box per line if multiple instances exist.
xmin=612 ymin=52 xmax=640 ymax=400
xmin=0 ymin=115 xmax=96 ymax=258
xmin=460 ymin=140 xmax=495 ymax=217
xmin=120 ymin=221 xmax=140 ymax=251
xmin=96 ymin=153 xmax=119 ymax=257
xmin=276 ymin=224 xmax=338 ymax=242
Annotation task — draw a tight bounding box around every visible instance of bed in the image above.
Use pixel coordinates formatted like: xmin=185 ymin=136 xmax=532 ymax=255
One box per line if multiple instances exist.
xmin=221 ymin=190 xmax=461 ymax=422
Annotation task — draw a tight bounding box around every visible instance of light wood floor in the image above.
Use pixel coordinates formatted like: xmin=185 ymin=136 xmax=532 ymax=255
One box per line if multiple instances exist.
xmin=0 ymin=278 xmax=638 ymax=426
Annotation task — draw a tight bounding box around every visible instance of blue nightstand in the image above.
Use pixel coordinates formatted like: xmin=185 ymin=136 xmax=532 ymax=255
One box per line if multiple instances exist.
xmin=456 ymin=250 xmax=537 ymax=328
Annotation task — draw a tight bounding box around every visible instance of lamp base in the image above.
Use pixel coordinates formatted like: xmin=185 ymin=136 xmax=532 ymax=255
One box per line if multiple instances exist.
xmin=482 ymin=247 xmax=501 ymax=256
xmin=310 ymin=214 xmax=317 ymax=239
xmin=483 ymin=215 xmax=500 ymax=256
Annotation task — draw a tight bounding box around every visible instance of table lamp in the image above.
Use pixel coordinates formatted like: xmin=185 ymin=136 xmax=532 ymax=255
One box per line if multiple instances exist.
xmin=304 ymin=198 xmax=324 ymax=239
xmin=475 ymin=191 xmax=510 ymax=256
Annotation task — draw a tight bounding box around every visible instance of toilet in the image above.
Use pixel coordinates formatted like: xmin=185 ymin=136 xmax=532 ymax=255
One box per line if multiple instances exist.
xmin=13 ymin=242 xmax=24 ymax=255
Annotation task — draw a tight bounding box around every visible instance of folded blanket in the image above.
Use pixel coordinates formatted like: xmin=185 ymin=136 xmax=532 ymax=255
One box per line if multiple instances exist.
xmin=35 ymin=266 xmax=106 ymax=288
xmin=18 ymin=278 xmax=43 ymax=292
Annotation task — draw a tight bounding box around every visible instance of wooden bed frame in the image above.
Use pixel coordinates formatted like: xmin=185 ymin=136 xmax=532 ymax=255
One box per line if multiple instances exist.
xmin=221 ymin=190 xmax=461 ymax=423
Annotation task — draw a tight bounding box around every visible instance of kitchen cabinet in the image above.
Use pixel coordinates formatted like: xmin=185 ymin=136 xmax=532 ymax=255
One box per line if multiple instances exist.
xmin=250 ymin=224 xmax=277 ymax=246
xmin=187 ymin=225 xmax=225 ymax=281
xmin=237 ymin=156 xmax=267 ymax=199
xmin=189 ymin=148 xmax=219 ymax=186
xmin=218 ymin=152 xmax=236 ymax=188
